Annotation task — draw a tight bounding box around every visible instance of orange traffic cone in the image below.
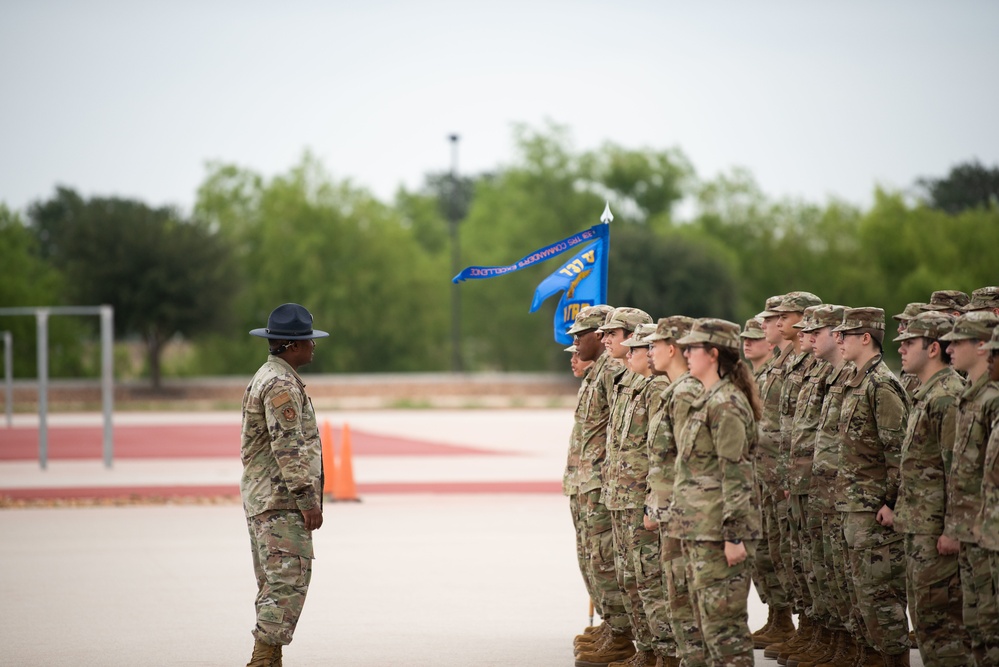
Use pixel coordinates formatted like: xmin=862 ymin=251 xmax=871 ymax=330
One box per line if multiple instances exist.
xmin=322 ymin=420 xmax=336 ymax=497
xmin=333 ymin=422 xmax=360 ymax=502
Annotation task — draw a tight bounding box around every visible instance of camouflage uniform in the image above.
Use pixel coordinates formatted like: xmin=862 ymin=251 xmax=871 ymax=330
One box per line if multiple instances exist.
xmin=604 ymin=323 xmax=676 ymax=661
xmin=979 ymin=325 xmax=999 ymax=644
xmin=832 ymin=308 xmax=911 ymax=658
xmin=771 ymin=293 xmax=822 ymax=619
xmin=673 ymin=319 xmax=761 ymax=667
xmin=756 ymin=298 xmax=795 ymax=617
xmin=941 ymin=312 xmax=999 ymax=665
xmin=891 ymin=313 xmax=971 ymax=666
xmin=241 ymin=354 xmax=323 ymax=647
xmin=921 ymin=289 xmax=971 ymax=315
xmin=565 ymin=305 xmax=615 ymax=621
xmin=645 ymin=316 xmax=706 ymax=667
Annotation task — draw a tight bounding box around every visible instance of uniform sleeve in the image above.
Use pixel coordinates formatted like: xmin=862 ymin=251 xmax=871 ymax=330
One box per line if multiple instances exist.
xmin=712 ymin=401 xmax=756 ymax=541
xmin=874 ymin=382 xmax=909 ymax=509
xmin=263 ymin=383 xmax=319 ymax=511
xmin=934 ymin=394 xmax=959 ymax=504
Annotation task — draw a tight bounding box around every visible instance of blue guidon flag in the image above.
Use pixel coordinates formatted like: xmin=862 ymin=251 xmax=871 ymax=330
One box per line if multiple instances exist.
xmin=452 ymin=204 xmax=611 ymax=345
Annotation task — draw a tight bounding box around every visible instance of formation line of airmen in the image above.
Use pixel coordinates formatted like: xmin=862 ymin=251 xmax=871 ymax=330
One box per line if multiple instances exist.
xmin=561 ymin=286 xmax=999 ymax=667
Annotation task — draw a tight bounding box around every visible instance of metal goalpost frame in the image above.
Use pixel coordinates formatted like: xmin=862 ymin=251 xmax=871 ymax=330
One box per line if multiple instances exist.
xmin=0 ymin=305 xmax=114 ymax=469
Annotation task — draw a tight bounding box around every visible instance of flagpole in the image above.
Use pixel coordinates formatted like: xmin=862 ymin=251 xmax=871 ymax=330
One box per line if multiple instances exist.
xmin=448 ymin=134 xmax=464 ymax=372
xmin=600 ymin=202 xmax=613 ymax=305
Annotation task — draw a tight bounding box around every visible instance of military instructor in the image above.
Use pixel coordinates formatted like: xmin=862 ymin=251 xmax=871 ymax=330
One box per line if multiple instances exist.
xmin=242 ymin=303 xmax=329 ymax=667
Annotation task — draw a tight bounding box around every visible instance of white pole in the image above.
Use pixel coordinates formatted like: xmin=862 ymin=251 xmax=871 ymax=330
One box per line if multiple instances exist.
xmin=3 ymin=331 xmax=11 ymax=428
xmin=37 ymin=309 xmax=49 ymax=470
xmin=101 ymin=305 xmax=114 ymax=468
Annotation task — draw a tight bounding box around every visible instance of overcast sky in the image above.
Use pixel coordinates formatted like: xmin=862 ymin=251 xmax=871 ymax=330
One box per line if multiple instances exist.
xmin=2 ymin=1 xmax=997 ymax=217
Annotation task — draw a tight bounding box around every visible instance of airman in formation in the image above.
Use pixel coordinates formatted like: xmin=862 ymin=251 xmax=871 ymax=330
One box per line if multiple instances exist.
xmin=561 ymin=285 xmax=999 ymax=667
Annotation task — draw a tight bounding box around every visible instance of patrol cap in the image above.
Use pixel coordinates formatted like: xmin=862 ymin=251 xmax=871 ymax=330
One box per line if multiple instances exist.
xmin=646 ymin=315 xmax=695 ymax=343
xmin=940 ymin=311 xmax=999 ymax=342
xmin=622 ymin=323 xmax=658 ymax=348
xmin=567 ymin=304 xmax=614 ymax=335
xmin=964 ymin=287 xmax=999 ymax=313
xmin=771 ymin=291 xmax=822 ymax=314
xmin=802 ymin=304 xmax=847 ymax=332
xmin=564 ymin=345 xmax=578 ymax=353
xmin=892 ymin=302 xmax=925 ymax=322
xmin=759 ymin=295 xmax=786 ymax=318
xmin=249 ymin=303 xmax=330 ymax=340
xmin=833 ymin=307 xmax=886 ymax=344
xmin=921 ymin=290 xmax=970 ymax=313
xmin=793 ymin=305 xmax=820 ymax=330
xmin=893 ymin=311 xmax=955 ymax=342
xmin=677 ymin=318 xmax=742 ymax=351
xmin=598 ymin=307 xmax=653 ymax=333
xmin=739 ymin=318 xmax=766 ymax=339
xmin=982 ymin=324 xmax=999 ymax=351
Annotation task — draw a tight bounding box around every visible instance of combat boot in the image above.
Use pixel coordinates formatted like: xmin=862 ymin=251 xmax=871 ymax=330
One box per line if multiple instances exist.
xmin=576 ymin=622 xmax=610 ymax=648
xmin=765 ymin=613 xmax=812 ymax=659
xmin=779 ymin=621 xmax=822 ymax=665
xmin=657 ymin=656 xmax=680 ymax=667
xmin=752 ymin=605 xmax=775 ymax=639
xmin=245 ymin=639 xmax=281 ymax=667
xmin=880 ymin=651 xmax=910 ymax=667
xmin=798 ymin=630 xmax=849 ymax=667
xmin=574 ymin=632 xmax=636 ymax=667
xmin=852 ymin=643 xmax=883 ymax=667
xmin=755 ymin=606 xmax=796 ymax=649
xmin=788 ymin=625 xmax=834 ymax=667
xmin=608 ymin=649 xmax=656 ymax=667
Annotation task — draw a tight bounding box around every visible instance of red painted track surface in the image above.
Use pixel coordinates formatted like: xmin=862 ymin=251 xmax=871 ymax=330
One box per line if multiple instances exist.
xmin=0 ymin=424 xmax=503 ymax=460
xmin=0 ymin=481 xmax=562 ymax=500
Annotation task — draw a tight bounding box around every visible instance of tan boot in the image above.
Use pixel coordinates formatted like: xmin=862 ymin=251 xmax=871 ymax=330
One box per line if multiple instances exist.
xmin=780 ymin=621 xmax=822 ymax=665
xmin=245 ymin=639 xmax=281 ymax=667
xmin=765 ymin=614 xmax=811 ymax=659
xmin=608 ymin=649 xmax=656 ymax=667
xmin=753 ymin=605 xmax=775 ymax=638
xmin=575 ymin=633 xmax=636 ymax=667
xmin=803 ymin=630 xmax=845 ymax=667
xmin=788 ymin=625 xmax=834 ymax=667
xmin=880 ymin=651 xmax=910 ymax=667
xmin=658 ymin=656 xmax=680 ymax=667
xmin=755 ymin=606 xmax=796 ymax=649
xmin=576 ymin=622 xmax=609 ymax=648
xmin=853 ymin=643 xmax=884 ymax=667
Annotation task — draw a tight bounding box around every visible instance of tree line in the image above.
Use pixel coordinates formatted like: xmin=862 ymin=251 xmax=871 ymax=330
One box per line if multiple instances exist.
xmin=1 ymin=122 xmax=997 ymax=387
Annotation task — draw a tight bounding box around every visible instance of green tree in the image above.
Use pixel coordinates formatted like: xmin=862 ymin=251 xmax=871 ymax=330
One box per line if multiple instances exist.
xmin=27 ymin=188 xmax=238 ymax=388
xmin=194 ymin=153 xmax=450 ymax=374
xmin=917 ymin=159 xmax=999 ymax=214
xmin=0 ymin=204 xmax=88 ymax=378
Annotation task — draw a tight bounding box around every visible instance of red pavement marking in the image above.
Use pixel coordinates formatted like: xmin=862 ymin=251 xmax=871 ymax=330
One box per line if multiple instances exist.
xmin=0 ymin=480 xmax=562 ymax=500
xmin=0 ymin=425 xmax=505 ymax=461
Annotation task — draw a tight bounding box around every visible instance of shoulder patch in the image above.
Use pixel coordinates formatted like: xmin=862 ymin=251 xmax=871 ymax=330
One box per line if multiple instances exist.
xmin=271 ymin=392 xmax=292 ymax=409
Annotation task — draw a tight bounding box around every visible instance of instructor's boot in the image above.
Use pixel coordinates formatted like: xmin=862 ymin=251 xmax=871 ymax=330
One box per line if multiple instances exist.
xmin=246 ymin=639 xmax=281 ymax=667
xmin=574 ymin=633 xmax=636 ymax=667
xmin=755 ymin=606 xmax=796 ymax=649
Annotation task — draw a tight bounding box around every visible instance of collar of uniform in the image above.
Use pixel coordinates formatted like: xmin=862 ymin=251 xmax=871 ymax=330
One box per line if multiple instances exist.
xmin=912 ymin=366 xmax=956 ymax=402
xmin=959 ymin=371 xmax=992 ymax=403
xmin=828 ymin=360 xmax=853 ymax=385
xmin=774 ymin=343 xmax=795 ymax=368
xmin=789 ymin=350 xmax=812 ymax=371
xmin=689 ymin=376 xmax=729 ymax=410
xmin=267 ymin=354 xmax=305 ymax=387
xmin=845 ymin=353 xmax=882 ymax=388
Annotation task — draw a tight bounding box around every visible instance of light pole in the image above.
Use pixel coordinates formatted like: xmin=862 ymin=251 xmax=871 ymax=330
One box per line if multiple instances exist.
xmin=448 ymin=134 xmax=463 ymax=372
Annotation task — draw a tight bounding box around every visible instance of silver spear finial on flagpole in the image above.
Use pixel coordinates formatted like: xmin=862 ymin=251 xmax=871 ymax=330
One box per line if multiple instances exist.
xmin=601 ymin=201 xmax=614 ymax=224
